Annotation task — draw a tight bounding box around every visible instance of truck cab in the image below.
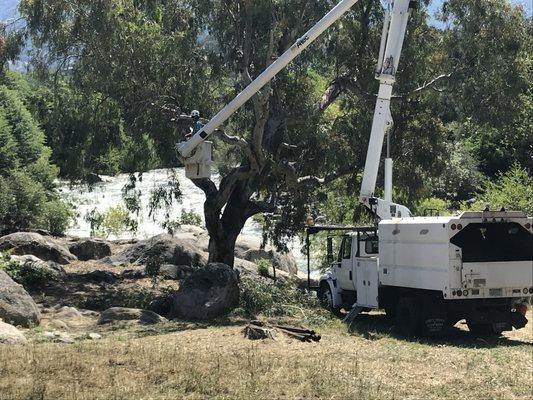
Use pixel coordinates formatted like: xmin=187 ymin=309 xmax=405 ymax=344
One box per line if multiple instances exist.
xmin=319 ymin=227 xmax=380 ymax=313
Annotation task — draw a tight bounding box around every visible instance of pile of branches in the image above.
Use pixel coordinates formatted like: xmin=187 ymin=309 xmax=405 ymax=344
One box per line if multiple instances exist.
xmin=243 ymin=320 xmax=321 ymax=343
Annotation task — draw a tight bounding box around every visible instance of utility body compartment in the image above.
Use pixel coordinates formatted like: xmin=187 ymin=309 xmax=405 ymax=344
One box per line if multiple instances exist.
xmin=318 ymin=211 xmax=532 ymax=336
xmin=378 ymin=211 xmax=533 ymax=300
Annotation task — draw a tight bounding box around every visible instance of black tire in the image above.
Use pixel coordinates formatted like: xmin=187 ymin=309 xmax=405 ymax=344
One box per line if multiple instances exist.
xmin=395 ymin=296 xmax=422 ymax=337
xmin=318 ymin=284 xmax=343 ymax=318
xmin=467 ymin=323 xmax=504 ymax=337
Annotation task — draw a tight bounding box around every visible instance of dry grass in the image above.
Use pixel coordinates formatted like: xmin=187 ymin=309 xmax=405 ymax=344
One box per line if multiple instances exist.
xmin=0 ymin=312 xmax=532 ymax=400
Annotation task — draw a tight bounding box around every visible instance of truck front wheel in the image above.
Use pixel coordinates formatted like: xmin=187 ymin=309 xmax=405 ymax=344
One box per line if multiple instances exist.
xmin=318 ymin=284 xmax=343 ymax=318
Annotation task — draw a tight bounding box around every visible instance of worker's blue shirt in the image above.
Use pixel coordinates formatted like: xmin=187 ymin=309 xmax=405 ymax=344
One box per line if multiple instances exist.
xmin=192 ymin=121 xmax=204 ymax=135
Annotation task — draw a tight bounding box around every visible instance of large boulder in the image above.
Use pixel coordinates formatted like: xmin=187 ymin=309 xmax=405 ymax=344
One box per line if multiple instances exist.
xmin=0 ymin=232 xmax=76 ymax=265
xmin=0 ymin=321 xmax=27 ymax=344
xmin=170 ymin=263 xmax=239 ymax=321
xmin=68 ymin=239 xmax=112 ymax=261
xmin=107 ymin=234 xmax=206 ymax=267
xmin=0 ymin=271 xmax=41 ymax=327
xmin=98 ymin=307 xmax=167 ymax=325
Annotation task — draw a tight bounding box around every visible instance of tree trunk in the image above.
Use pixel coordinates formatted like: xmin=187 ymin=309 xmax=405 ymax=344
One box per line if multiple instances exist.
xmin=207 ymin=233 xmax=238 ymax=266
xmin=204 ymin=179 xmax=253 ymax=267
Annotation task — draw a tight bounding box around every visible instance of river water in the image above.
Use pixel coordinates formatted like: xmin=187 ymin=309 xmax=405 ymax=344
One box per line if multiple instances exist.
xmin=59 ymin=168 xmax=311 ymax=274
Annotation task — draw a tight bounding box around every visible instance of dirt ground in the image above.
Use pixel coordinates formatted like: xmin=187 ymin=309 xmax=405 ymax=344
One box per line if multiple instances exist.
xmin=0 ymin=311 xmax=531 ymax=400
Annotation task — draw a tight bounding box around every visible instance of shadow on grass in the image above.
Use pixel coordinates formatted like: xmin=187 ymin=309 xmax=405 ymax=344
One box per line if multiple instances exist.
xmin=347 ymin=313 xmax=533 ymax=349
xmin=125 ymin=316 xmax=249 ymax=339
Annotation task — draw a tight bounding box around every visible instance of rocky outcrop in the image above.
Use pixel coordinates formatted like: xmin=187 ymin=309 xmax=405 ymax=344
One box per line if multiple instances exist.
xmin=0 ymin=321 xmax=27 ymax=344
xmin=170 ymin=263 xmax=239 ymax=321
xmin=98 ymin=307 xmax=167 ymax=325
xmin=105 ymin=234 xmax=206 ymax=267
xmin=68 ymin=239 xmax=112 ymax=261
xmin=0 ymin=232 xmax=76 ymax=265
xmin=0 ymin=271 xmax=40 ymax=327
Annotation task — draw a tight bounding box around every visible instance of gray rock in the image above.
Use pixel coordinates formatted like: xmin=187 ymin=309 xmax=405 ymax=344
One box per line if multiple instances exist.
xmin=10 ymin=255 xmax=66 ymax=280
xmin=242 ymin=249 xmax=298 ymax=275
xmin=0 ymin=271 xmax=41 ymax=327
xmin=42 ymin=331 xmax=74 ymax=344
xmin=170 ymin=263 xmax=239 ymax=321
xmin=108 ymin=234 xmax=206 ymax=267
xmin=98 ymin=307 xmax=167 ymax=325
xmin=159 ymin=264 xmax=196 ymax=280
xmin=121 ymin=268 xmax=146 ymax=280
xmin=68 ymin=239 xmax=112 ymax=261
xmin=0 ymin=232 xmax=76 ymax=265
xmin=0 ymin=321 xmax=27 ymax=344
xmin=139 ymin=310 xmax=168 ymax=325
xmin=147 ymin=294 xmax=174 ymax=317
xmin=83 ymin=270 xmax=119 ymax=284
xmin=87 ymin=332 xmax=102 ymax=340
xmin=54 ymin=306 xmax=83 ymax=321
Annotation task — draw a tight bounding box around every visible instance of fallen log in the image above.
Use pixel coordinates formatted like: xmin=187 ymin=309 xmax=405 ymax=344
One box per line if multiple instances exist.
xmin=243 ymin=322 xmax=321 ymax=342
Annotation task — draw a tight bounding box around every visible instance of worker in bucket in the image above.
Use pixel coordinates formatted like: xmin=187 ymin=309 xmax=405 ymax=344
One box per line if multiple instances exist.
xmin=184 ymin=110 xmax=203 ymax=141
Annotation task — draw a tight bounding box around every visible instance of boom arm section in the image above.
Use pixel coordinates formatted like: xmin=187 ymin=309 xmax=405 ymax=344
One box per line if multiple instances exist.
xmin=178 ymin=0 xmax=360 ymax=162
xmin=359 ymin=0 xmax=416 ymax=220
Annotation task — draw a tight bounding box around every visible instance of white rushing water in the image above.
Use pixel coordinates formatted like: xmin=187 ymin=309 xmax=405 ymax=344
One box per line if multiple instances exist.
xmin=59 ymin=168 xmax=311 ymax=274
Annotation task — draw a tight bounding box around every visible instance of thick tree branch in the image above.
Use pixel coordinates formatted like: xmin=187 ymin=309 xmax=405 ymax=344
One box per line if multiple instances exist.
xmin=272 ymin=161 xmax=357 ymax=189
xmin=216 ymin=166 xmax=253 ymax=210
xmin=244 ymin=199 xmax=277 ymax=219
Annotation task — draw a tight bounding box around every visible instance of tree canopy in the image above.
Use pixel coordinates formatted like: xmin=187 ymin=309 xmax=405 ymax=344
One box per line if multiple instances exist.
xmin=1 ymin=0 xmax=530 ymax=259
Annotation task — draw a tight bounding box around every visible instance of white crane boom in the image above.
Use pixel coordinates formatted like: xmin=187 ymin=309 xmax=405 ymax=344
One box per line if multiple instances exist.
xmin=178 ymin=0 xmax=360 ymax=160
xmin=178 ymin=0 xmax=417 ymax=220
xmin=359 ymin=0 xmax=416 ymax=219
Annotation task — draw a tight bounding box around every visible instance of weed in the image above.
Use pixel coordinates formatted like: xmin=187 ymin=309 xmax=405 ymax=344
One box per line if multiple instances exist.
xmin=255 ymin=258 xmax=271 ymax=278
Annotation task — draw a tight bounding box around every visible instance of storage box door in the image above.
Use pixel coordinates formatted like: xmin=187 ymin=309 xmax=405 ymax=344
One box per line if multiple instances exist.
xmin=356 ymin=259 xmax=379 ymax=308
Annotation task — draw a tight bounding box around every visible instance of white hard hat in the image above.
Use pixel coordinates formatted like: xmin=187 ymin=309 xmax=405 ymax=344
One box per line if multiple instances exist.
xmin=191 ymin=110 xmax=200 ymax=118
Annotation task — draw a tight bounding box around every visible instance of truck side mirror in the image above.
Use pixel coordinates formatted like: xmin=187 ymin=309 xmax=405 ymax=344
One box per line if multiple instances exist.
xmin=327 ymin=237 xmax=333 ymax=262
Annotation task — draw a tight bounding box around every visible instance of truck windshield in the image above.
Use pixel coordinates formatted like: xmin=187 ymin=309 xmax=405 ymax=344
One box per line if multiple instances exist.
xmin=450 ymin=222 xmax=532 ymax=263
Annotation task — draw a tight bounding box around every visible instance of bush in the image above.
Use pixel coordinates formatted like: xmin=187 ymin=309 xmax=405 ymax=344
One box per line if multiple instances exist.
xmin=165 ymin=210 xmax=203 ymax=234
xmin=86 ymin=206 xmax=137 ymax=238
xmin=180 ymin=210 xmax=202 ymax=226
xmin=481 ymin=165 xmax=533 ymax=215
xmin=256 ymin=259 xmax=271 ymax=278
xmin=145 ymin=252 xmax=163 ymax=289
xmin=39 ymin=200 xmax=75 ymax=236
xmin=415 ymin=197 xmax=452 ymax=216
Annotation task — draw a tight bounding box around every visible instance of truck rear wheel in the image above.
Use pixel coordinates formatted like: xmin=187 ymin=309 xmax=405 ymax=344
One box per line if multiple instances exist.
xmin=318 ymin=284 xmax=343 ymax=318
xmin=396 ymin=296 xmax=422 ymax=337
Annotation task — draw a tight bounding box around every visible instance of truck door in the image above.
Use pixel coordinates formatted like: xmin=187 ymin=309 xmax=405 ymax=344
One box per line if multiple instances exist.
xmin=337 ymin=236 xmax=355 ymax=291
